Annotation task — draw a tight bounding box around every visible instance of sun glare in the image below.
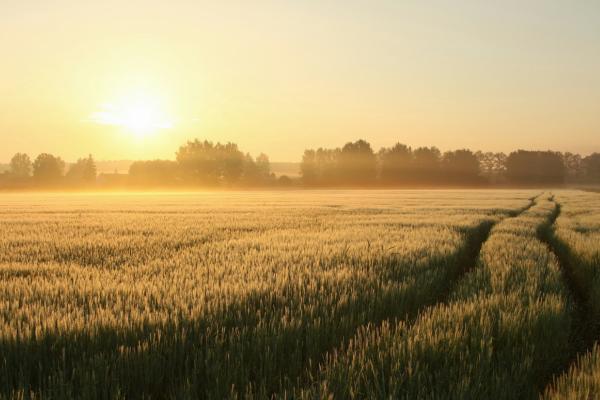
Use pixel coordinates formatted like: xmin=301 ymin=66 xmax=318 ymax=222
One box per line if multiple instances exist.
xmin=124 ymin=104 xmax=159 ymax=132
xmin=87 ymin=95 xmax=175 ymax=137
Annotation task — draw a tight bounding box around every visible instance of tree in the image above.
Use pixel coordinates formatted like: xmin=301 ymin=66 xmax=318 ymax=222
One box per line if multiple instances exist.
xmin=442 ymin=149 xmax=482 ymax=185
xmin=475 ymin=151 xmax=507 ymax=184
xmin=176 ymin=139 xmax=245 ymax=186
xmin=583 ymin=153 xmax=600 ymax=180
xmin=216 ymin=142 xmax=244 ymax=186
xmin=240 ymin=152 xmax=275 ymax=187
xmin=129 ymin=160 xmax=178 ymax=187
xmin=64 ymin=159 xmax=86 ymax=187
xmin=492 ymin=153 xmax=508 ymax=172
xmin=242 ymin=153 xmax=259 ymax=186
xmin=563 ymin=152 xmax=582 ymax=179
xmin=475 ymin=151 xmax=495 ymax=174
xmin=64 ymin=154 xmax=97 ymax=188
xmin=10 ymin=153 xmax=32 ymax=177
xmin=278 ymin=175 xmax=292 ymax=187
xmin=378 ymin=143 xmax=413 ymax=186
xmin=32 ymin=153 xmax=65 ymax=188
xmin=255 ymin=153 xmax=272 ymax=182
xmin=506 ymin=150 xmax=538 ymax=185
xmin=300 ymin=147 xmax=341 ymax=186
xmin=506 ymin=150 xmax=564 ymax=186
xmin=538 ymin=151 xmax=564 ymax=185
xmin=315 ymin=148 xmax=340 ymax=186
xmin=176 ymin=139 xmax=221 ymax=186
xmin=412 ymin=146 xmax=442 ymax=184
xmin=300 ymin=149 xmax=318 ymax=186
xmin=338 ymin=140 xmax=376 ymax=186
xmin=82 ymin=154 xmax=97 ymax=186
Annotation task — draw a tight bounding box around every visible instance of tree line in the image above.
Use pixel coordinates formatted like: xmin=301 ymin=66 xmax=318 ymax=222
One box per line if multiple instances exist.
xmin=0 ymin=139 xmax=284 ymax=189
xmin=127 ymin=139 xmax=279 ymax=188
xmin=300 ymin=140 xmax=597 ymax=187
xmin=2 ymin=153 xmax=98 ymax=189
xmin=2 ymin=138 xmax=600 ymax=189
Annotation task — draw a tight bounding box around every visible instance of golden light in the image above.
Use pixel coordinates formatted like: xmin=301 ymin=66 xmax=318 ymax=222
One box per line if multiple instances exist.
xmin=86 ymin=93 xmax=176 ymax=137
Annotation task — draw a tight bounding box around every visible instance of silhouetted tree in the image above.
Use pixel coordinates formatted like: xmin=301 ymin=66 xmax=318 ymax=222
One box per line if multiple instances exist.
xmin=64 ymin=154 xmax=97 ymax=188
xmin=216 ymin=142 xmax=244 ymax=186
xmin=65 ymin=160 xmax=85 ymax=187
xmin=176 ymin=139 xmax=220 ymax=186
xmin=583 ymin=153 xmax=600 ymax=180
xmin=32 ymin=153 xmax=65 ymax=188
xmin=412 ymin=146 xmax=442 ymax=184
xmin=10 ymin=153 xmax=32 ymax=177
xmin=338 ymin=140 xmax=376 ymax=186
xmin=82 ymin=154 xmax=97 ymax=185
xmin=176 ymin=139 xmax=245 ymax=186
xmin=316 ymin=148 xmax=340 ymax=186
xmin=129 ymin=160 xmax=178 ymax=187
xmin=255 ymin=153 xmax=272 ymax=182
xmin=300 ymin=148 xmax=340 ymax=187
xmin=300 ymin=150 xmax=318 ymax=186
xmin=493 ymin=153 xmax=508 ymax=172
xmin=378 ymin=143 xmax=413 ymax=186
xmin=506 ymin=150 xmax=564 ymax=186
xmin=475 ymin=151 xmax=495 ymax=174
xmin=242 ymin=153 xmax=259 ymax=186
xmin=475 ymin=151 xmax=508 ymax=184
xmin=506 ymin=151 xmax=537 ymax=184
xmin=442 ymin=149 xmax=482 ymax=185
xmin=4 ymin=153 xmax=34 ymax=187
xmin=539 ymin=151 xmax=565 ymax=185
xmin=563 ymin=152 xmax=582 ymax=179
xmin=278 ymin=175 xmax=292 ymax=187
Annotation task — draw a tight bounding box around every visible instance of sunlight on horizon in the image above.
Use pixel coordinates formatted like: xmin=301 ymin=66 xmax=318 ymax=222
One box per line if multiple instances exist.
xmin=86 ymin=92 xmax=178 ymax=138
xmin=1 ymin=1 xmax=599 ymax=161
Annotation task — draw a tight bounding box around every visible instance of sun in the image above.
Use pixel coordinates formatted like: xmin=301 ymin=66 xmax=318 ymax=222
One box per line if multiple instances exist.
xmin=123 ymin=103 xmax=161 ymax=133
xmin=87 ymin=95 xmax=175 ymax=137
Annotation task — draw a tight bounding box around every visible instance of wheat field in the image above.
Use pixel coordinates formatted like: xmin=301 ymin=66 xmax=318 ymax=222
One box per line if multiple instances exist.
xmin=0 ymin=190 xmax=599 ymax=399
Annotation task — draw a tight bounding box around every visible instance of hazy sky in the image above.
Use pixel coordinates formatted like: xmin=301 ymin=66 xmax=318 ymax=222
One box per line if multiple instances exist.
xmin=1 ymin=0 xmax=599 ymax=162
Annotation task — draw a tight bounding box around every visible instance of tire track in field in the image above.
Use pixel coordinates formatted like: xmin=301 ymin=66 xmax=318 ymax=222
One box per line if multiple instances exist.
xmin=273 ymin=195 xmax=542 ymax=398
xmin=366 ymin=194 xmax=540 ymax=329
xmin=536 ymin=196 xmax=599 ymax=394
xmin=358 ymin=194 xmax=538 ymax=331
xmin=287 ymin=216 xmax=500 ymax=395
xmin=432 ymin=193 xmax=540 ymax=307
xmin=325 ymin=194 xmax=541 ymax=351
xmin=375 ymin=193 xmax=540 ymax=338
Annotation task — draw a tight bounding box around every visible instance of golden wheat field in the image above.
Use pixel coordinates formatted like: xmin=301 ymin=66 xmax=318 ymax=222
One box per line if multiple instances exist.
xmin=1 ymin=190 xmax=599 ymax=399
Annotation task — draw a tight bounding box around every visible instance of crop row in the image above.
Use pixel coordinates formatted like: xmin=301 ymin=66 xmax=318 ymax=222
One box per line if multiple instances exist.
xmin=0 ymin=191 xmax=536 ymax=399
xmin=307 ymin=196 xmax=570 ymax=399
xmin=541 ymin=191 xmax=600 ymax=399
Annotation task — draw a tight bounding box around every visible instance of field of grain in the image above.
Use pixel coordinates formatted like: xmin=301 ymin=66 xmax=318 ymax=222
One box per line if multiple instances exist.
xmin=0 ymin=190 xmax=598 ymax=399
xmin=541 ymin=190 xmax=600 ymax=400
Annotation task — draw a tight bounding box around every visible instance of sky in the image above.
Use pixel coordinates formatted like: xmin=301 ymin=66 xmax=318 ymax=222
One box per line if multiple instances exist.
xmin=1 ymin=0 xmax=599 ymax=162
